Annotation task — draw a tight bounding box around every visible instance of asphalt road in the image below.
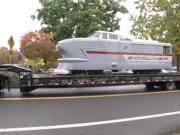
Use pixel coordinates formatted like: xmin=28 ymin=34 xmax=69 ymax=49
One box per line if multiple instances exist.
xmin=0 ymin=85 xmax=180 ymax=135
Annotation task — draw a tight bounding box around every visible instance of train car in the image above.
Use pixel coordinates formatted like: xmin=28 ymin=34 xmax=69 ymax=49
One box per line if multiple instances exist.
xmin=56 ymin=31 xmax=172 ymax=74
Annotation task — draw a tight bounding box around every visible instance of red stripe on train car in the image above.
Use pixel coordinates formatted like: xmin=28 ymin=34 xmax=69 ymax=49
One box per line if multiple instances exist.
xmin=86 ymin=50 xmax=172 ymax=56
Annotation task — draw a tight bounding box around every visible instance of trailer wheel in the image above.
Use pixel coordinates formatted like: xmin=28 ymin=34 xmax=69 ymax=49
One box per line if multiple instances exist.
xmin=164 ymin=81 xmax=176 ymax=90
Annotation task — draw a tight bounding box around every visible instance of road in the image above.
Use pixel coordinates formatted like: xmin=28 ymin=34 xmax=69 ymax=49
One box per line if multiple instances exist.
xmin=0 ymin=85 xmax=180 ymax=135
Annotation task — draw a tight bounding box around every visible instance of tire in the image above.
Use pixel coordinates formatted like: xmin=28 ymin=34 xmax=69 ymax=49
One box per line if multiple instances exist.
xmin=164 ymin=81 xmax=176 ymax=90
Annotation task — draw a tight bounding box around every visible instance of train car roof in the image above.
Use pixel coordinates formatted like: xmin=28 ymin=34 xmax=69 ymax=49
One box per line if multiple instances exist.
xmin=131 ymin=40 xmax=172 ymax=46
xmin=91 ymin=31 xmax=172 ymax=46
xmin=57 ymin=31 xmax=172 ymax=47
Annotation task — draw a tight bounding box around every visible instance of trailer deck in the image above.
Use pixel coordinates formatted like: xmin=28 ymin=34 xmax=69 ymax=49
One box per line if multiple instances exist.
xmin=0 ymin=64 xmax=180 ymax=93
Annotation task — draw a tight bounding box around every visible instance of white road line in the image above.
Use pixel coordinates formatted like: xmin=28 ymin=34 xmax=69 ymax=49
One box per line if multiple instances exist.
xmin=1 ymin=111 xmax=180 ymax=133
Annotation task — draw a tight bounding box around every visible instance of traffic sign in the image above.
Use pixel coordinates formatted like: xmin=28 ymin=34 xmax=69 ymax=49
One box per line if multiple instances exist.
xmin=8 ymin=36 xmax=14 ymax=50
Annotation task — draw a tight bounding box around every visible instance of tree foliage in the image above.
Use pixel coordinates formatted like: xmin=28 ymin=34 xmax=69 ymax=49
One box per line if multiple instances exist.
xmin=0 ymin=47 xmax=20 ymax=64
xmin=32 ymin=0 xmax=128 ymax=43
xmin=20 ymin=30 xmax=60 ymax=66
xmin=130 ymin=0 xmax=180 ymax=54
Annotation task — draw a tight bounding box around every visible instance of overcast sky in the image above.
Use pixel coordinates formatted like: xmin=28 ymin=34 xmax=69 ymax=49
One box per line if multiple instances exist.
xmin=0 ymin=0 xmax=41 ymax=49
xmin=0 ymin=0 xmax=136 ymax=50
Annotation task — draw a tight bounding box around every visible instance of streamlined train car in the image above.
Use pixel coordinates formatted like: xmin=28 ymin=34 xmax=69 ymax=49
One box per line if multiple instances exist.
xmin=56 ymin=31 xmax=172 ymax=74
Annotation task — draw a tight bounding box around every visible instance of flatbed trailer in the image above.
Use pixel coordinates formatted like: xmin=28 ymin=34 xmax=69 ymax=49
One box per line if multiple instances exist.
xmin=20 ymin=72 xmax=180 ymax=92
xmin=1 ymin=65 xmax=180 ymax=93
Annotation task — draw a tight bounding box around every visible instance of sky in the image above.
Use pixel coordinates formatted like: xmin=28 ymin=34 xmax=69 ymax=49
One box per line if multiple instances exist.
xmin=0 ymin=0 xmax=41 ymax=50
xmin=118 ymin=0 xmax=137 ymax=38
xmin=0 ymin=0 xmax=137 ymax=50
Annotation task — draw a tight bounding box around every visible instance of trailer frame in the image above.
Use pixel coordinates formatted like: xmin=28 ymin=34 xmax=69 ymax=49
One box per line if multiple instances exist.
xmin=0 ymin=64 xmax=180 ymax=93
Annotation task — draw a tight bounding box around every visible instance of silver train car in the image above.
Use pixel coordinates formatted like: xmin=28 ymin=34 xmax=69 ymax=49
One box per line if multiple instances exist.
xmin=56 ymin=31 xmax=172 ymax=74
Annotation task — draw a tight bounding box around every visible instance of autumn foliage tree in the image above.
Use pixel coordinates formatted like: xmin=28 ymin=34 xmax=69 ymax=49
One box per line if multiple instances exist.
xmin=0 ymin=47 xmax=20 ymax=64
xmin=20 ymin=30 xmax=60 ymax=66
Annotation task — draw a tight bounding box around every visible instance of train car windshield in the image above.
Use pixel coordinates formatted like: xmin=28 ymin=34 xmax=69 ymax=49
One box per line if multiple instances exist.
xmin=88 ymin=32 xmax=100 ymax=38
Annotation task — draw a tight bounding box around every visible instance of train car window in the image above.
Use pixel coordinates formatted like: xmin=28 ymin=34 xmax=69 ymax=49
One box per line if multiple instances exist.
xmin=163 ymin=46 xmax=171 ymax=54
xmin=109 ymin=34 xmax=118 ymax=40
xmin=102 ymin=33 xmax=108 ymax=39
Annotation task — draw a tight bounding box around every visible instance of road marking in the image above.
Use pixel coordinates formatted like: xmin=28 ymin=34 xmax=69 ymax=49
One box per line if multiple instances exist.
xmin=0 ymin=90 xmax=180 ymax=101
xmin=0 ymin=110 xmax=180 ymax=133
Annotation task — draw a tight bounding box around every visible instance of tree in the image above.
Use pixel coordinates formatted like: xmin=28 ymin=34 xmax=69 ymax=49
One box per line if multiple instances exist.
xmin=20 ymin=30 xmax=60 ymax=66
xmin=0 ymin=47 xmax=20 ymax=64
xmin=32 ymin=0 xmax=128 ymax=43
xmin=130 ymin=0 xmax=180 ymax=53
